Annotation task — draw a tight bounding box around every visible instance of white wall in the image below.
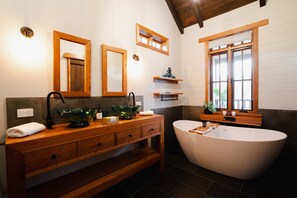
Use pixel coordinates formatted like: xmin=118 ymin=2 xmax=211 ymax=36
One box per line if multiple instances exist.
xmin=181 ymin=0 xmax=297 ymax=110
xmin=0 ymin=0 xmax=182 ymax=195
xmin=0 ymin=0 xmax=182 ymax=137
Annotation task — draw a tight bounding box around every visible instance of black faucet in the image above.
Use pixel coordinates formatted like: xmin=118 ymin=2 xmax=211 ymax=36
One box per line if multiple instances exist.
xmin=128 ymin=92 xmax=135 ymax=106
xmin=46 ymin=91 xmax=65 ymax=129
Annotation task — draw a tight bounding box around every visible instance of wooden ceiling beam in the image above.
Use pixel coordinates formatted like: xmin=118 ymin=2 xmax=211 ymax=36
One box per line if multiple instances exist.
xmin=259 ymin=0 xmax=267 ymax=7
xmin=189 ymin=0 xmax=204 ymax=28
xmin=165 ymin=0 xmax=184 ymax=34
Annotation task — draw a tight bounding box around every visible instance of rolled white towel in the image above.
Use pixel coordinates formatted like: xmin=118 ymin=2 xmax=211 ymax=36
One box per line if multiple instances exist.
xmin=139 ymin=110 xmax=154 ymax=116
xmin=6 ymin=122 xmax=46 ymax=138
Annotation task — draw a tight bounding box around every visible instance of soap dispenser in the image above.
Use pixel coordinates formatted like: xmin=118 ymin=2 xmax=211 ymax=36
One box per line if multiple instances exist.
xmin=96 ymin=104 xmax=103 ymax=120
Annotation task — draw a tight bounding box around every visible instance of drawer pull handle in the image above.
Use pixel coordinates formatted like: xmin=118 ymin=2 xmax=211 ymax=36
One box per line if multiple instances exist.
xmin=97 ymin=143 xmax=102 ymax=147
xmin=51 ymin=154 xmax=57 ymax=160
xmin=128 ymin=134 xmax=133 ymax=137
xmin=149 ymin=128 xmax=155 ymax=131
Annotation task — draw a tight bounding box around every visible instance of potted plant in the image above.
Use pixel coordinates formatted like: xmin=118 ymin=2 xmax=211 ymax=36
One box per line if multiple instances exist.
xmin=203 ymin=101 xmax=217 ymax=114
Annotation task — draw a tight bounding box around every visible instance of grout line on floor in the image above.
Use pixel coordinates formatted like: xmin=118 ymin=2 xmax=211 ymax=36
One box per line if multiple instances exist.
xmin=169 ymin=182 xmax=183 ymax=195
xmin=146 ymin=182 xmax=172 ymax=197
xmin=240 ymin=183 xmax=244 ymax=192
xmin=128 ymin=183 xmax=149 ymax=196
xmin=204 ymin=180 xmax=213 ymax=193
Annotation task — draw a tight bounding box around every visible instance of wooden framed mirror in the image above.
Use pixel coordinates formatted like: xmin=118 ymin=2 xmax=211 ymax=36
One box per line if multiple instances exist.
xmin=53 ymin=30 xmax=91 ymax=97
xmin=102 ymin=44 xmax=127 ymax=96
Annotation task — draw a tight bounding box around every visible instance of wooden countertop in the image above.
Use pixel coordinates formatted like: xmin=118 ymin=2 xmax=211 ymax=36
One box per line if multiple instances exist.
xmin=6 ymin=114 xmax=163 ymax=149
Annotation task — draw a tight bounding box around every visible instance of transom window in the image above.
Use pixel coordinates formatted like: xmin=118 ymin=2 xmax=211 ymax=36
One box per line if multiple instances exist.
xmin=136 ymin=23 xmax=169 ymax=55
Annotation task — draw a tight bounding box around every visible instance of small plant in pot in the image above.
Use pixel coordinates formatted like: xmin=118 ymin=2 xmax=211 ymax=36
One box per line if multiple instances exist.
xmin=203 ymin=101 xmax=217 ymax=114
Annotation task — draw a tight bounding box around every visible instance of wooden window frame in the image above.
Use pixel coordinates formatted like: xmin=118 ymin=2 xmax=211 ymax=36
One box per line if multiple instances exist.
xmin=210 ymin=44 xmax=254 ymax=112
xmin=136 ymin=23 xmax=169 ymax=56
xmin=199 ymin=19 xmax=268 ymax=116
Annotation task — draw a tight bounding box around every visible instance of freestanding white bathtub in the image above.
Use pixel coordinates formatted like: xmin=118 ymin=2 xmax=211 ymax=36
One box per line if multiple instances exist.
xmin=173 ymin=120 xmax=287 ymax=180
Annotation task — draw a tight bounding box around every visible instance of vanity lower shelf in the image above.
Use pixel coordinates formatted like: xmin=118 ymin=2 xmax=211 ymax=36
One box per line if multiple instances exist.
xmin=27 ymin=148 xmax=160 ymax=198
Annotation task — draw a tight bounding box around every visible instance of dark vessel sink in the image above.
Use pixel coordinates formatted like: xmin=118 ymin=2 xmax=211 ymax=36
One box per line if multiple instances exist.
xmin=111 ymin=105 xmax=141 ymax=120
xmin=57 ymin=108 xmax=97 ymax=128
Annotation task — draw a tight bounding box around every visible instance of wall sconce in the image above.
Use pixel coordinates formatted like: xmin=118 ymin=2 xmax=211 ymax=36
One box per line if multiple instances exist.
xmin=20 ymin=26 xmax=34 ymax=38
xmin=132 ymin=54 xmax=139 ymax=61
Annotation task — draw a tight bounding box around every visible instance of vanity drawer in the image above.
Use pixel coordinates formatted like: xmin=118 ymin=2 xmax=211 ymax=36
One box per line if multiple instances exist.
xmin=142 ymin=123 xmax=161 ymax=137
xmin=24 ymin=142 xmax=77 ymax=173
xmin=117 ymin=128 xmax=141 ymax=145
xmin=78 ymin=134 xmax=115 ymax=156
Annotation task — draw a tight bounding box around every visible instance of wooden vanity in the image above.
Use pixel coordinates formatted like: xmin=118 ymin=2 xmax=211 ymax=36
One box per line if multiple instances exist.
xmin=6 ymin=115 xmax=164 ymax=198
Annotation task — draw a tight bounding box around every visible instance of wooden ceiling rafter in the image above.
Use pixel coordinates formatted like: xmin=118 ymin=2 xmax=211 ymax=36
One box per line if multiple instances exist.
xmin=166 ymin=0 xmax=268 ymax=34
xmin=165 ymin=0 xmax=184 ymax=34
xmin=189 ymin=0 xmax=204 ymax=28
xmin=259 ymin=0 xmax=267 ymax=7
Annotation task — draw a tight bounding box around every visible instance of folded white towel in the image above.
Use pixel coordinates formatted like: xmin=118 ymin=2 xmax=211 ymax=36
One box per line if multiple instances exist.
xmin=6 ymin=122 xmax=46 ymax=137
xmin=139 ymin=110 xmax=154 ymax=116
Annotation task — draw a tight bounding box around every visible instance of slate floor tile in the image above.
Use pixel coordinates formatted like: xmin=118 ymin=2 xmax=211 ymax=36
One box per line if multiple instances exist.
xmin=241 ymin=182 xmax=296 ymax=198
xmin=165 ymin=166 xmax=212 ymax=192
xmin=165 ymin=153 xmax=197 ymax=173
xmin=133 ymin=184 xmax=171 ymax=198
xmin=194 ymin=166 xmax=242 ymax=191
xmin=206 ymin=182 xmax=252 ymax=198
xmin=171 ymin=183 xmax=212 ymax=198
xmin=145 ymin=171 xmax=180 ymax=194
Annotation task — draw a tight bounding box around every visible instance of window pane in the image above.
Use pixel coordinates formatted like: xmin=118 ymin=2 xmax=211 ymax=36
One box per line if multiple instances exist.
xmin=243 ymin=80 xmax=252 ymax=110
xmin=233 ymin=81 xmax=242 ymax=109
xmin=212 ymin=55 xmax=220 ymax=81
xmin=212 ymin=83 xmax=220 ymax=108
xmin=221 ymin=54 xmax=227 ymax=81
xmin=243 ymin=49 xmax=252 ymax=79
xmin=141 ymin=37 xmax=148 ymax=44
xmin=243 ymin=80 xmax=251 ymax=100
xmin=155 ymin=43 xmax=160 ymax=49
xmin=233 ymin=51 xmax=242 ymax=80
xmin=221 ymin=82 xmax=227 ymax=109
xmin=243 ymin=39 xmax=252 ymax=44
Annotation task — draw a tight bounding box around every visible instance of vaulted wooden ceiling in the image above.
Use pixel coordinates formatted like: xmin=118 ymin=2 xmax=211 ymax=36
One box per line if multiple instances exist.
xmin=165 ymin=0 xmax=268 ymax=34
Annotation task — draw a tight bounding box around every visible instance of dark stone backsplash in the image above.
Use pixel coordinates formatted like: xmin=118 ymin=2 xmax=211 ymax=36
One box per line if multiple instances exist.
xmin=6 ymin=96 xmax=143 ymax=128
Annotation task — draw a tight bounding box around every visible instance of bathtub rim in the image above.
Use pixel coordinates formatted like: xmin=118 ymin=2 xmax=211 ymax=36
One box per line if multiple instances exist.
xmin=173 ymin=120 xmax=287 ymax=143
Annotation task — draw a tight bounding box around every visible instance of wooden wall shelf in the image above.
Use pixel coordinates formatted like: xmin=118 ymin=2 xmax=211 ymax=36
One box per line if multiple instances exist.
xmin=6 ymin=115 xmax=164 ymax=198
xmin=153 ymin=76 xmax=183 ymax=101
xmin=153 ymin=92 xmax=183 ymax=101
xmin=153 ymin=76 xmax=183 ymax=84
xmin=200 ymin=113 xmax=262 ymax=127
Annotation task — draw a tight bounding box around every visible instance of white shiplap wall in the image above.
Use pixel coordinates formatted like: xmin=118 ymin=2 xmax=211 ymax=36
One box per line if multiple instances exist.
xmin=181 ymin=0 xmax=297 ymax=110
